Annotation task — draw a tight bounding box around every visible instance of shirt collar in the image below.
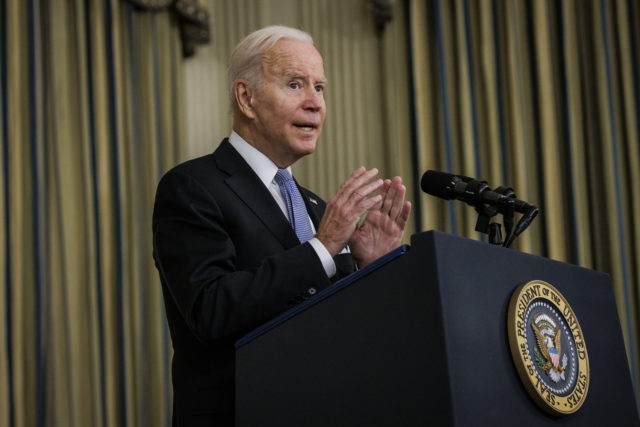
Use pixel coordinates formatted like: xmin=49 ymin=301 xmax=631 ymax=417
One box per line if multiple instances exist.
xmin=228 ymin=131 xmax=292 ymax=187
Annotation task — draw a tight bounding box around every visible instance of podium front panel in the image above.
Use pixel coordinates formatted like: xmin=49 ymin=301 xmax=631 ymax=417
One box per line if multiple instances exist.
xmin=236 ymin=231 xmax=639 ymax=426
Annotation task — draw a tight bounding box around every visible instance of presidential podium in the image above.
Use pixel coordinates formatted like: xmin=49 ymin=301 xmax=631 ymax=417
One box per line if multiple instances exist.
xmin=235 ymin=231 xmax=639 ymax=426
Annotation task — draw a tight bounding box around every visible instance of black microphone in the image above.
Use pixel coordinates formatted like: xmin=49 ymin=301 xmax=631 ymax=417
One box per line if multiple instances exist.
xmin=493 ymin=186 xmax=539 ymax=217
xmin=420 ymin=170 xmax=515 ymax=209
xmin=421 ymin=170 xmax=539 ymax=247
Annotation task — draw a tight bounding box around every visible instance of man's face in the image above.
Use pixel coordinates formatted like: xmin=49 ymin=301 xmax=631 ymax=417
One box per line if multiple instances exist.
xmin=246 ymin=38 xmax=327 ymax=167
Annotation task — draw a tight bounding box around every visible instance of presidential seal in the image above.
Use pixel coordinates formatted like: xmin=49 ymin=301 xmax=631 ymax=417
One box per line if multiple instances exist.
xmin=507 ymin=280 xmax=589 ymax=415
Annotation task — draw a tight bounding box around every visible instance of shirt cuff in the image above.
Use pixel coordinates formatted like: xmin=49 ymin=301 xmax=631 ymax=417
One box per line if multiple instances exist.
xmin=308 ymin=237 xmax=337 ymax=278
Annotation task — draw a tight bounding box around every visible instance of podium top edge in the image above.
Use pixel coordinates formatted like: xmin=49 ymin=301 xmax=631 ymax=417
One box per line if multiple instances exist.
xmin=235 ymin=244 xmax=410 ymax=349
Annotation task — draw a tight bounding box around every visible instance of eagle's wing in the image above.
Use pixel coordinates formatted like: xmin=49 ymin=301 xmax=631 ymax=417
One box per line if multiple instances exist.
xmin=554 ymin=327 xmax=562 ymax=353
xmin=532 ymin=323 xmax=550 ymax=360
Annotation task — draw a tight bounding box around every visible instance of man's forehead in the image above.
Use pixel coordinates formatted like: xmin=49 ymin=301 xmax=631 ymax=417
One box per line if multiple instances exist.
xmin=263 ymin=40 xmax=325 ymax=77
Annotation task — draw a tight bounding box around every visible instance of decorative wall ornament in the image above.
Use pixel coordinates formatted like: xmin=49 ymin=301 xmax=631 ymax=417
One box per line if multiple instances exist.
xmin=123 ymin=0 xmax=173 ymax=10
xmin=122 ymin=0 xmax=210 ymax=57
xmin=173 ymin=0 xmax=210 ymax=57
xmin=369 ymin=0 xmax=393 ymax=35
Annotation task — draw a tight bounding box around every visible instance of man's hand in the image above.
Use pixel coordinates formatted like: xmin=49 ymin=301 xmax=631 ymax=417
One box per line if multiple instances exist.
xmin=349 ymin=176 xmax=412 ymax=268
xmin=315 ymin=167 xmax=384 ymax=256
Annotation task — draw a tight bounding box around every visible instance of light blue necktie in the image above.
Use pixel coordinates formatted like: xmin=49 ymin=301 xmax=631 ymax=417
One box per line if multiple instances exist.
xmin=274 ymin=169 xmax=315 ymax=243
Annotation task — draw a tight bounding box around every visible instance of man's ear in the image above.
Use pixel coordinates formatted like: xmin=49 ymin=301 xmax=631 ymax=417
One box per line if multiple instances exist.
xmin=234 ymin=81 xmax=256 ymax=119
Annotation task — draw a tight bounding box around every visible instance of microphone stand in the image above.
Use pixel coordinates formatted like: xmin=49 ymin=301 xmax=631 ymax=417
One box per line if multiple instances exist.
xmin=473 ymin=202 xmax=503 ymax=245
xmin=465 ymin=179 xmax=505 ymax=246
xmin=493 ymin=186 xmax=540 ymax=248
xmin=503 ymin=206 xmax=539 ymax=248
xmin=472 ymin=186 xmax=526 ymax=247
xmin=494 ymin=186 xmax=516 ymax=247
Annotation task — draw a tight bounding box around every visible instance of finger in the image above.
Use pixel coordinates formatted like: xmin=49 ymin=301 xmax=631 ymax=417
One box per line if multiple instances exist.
xmin=360 ymin=193 xmax=383 ymax=212
xmin=355 ymin=193 xmax=384 ymax=229
xmin=396 ymin=201 xmax=412 ymax=228
xmin=351 ymin=169 xmax=381 ymax=196
xmin=379 ymin=176 xmax=403 ymax=218
xmin=379 ymin=179 xmax=396 ymax=214
xmin=367 ymin=178 xmax=389 ymax=210
xmin=335 ymin=167 xmax=379 ymax=203
xmin=388 ymin=181 xmax=407 ymax=220
xmin=353 ymin=178 xmax=384 ymax=204
xmin=334 ymin=167 xmax=365 ymax=196
xmin=340 ymin=167 xmax=376 ymax=191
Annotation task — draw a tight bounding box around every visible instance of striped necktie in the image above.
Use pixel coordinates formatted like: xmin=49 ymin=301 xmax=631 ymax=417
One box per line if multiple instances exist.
xmin=274 ymin=169 xmax=315 ymax=243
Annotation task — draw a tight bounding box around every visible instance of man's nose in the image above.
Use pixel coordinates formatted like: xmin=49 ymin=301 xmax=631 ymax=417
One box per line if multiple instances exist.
xmin=303 ymin=88 xmax=324 ymax=111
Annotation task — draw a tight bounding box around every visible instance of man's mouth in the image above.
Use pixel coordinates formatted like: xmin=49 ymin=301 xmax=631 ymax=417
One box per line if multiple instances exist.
xmin=293 ymin=122 xmax=318 ymax=131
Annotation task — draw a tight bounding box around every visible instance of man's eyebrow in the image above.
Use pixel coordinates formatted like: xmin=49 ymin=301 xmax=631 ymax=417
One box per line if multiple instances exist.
xmin=285 ymin=72 xmax=303 ymax=79
xmin=285 ymin=72 xmax=327 ymax=84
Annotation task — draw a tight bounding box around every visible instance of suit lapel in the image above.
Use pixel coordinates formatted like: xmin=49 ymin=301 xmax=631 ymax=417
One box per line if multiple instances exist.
xmin=298 ymin=186 xmax=325 ymax=230
xmin=214 ymin=140 xmax=300 ymax=248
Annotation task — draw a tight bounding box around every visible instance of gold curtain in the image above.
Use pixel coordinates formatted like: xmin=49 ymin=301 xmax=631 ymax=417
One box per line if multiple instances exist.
xmin=407 ymin=0 xmax=639 ymax=409
xmin=1 ymin=0 xmax=184 ymax=425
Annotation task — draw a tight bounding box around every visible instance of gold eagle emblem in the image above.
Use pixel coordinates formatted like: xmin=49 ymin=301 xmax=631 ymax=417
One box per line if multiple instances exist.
xmin=530 ymin=314 xmax=567 ymax=382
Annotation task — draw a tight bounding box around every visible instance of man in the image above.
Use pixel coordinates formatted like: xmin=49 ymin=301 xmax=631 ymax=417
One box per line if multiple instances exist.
xmin=152 ymin=25 xmax=411 ymax=426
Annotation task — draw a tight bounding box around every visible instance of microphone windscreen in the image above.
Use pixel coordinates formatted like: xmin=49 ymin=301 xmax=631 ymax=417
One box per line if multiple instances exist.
xmin=420 ymin=170 xmax=457 ymax=200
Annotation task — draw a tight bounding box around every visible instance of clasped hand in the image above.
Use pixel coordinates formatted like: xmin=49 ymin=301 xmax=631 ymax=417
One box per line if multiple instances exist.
xmin=315 ymin=167 xmax=412 ymax=268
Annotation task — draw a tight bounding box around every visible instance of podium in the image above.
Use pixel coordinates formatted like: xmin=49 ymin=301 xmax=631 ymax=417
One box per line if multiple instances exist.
xmin=235 ymin=231 xmax=639 ymax=426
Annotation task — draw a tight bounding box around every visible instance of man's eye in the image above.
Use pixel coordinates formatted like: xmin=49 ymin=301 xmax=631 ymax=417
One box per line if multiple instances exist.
xmin=315 ymin=85 xmax=324 ymax=93
xmin=289 ymin=82 xmax=300 ymax=89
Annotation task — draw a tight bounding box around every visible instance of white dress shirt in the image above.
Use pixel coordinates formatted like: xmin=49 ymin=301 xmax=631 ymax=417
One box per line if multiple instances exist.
xmin=228 ymin=132 xmax=337 ymax=277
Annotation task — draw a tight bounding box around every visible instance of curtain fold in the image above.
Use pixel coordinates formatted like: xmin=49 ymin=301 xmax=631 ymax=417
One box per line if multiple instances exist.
xmin=1 ymin=0 xmax=184 ymax=425
xmin=407 ymin=0 xmax=639 ymax=409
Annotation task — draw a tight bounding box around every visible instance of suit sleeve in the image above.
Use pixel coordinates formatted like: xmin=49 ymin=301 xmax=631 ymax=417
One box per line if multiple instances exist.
xmin=152 ymin=169 xmax=332 ymax=343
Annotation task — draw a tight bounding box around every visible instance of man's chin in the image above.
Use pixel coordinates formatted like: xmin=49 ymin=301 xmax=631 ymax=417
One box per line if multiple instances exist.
xmin=295 ymin=139 xmax=318 ymax=154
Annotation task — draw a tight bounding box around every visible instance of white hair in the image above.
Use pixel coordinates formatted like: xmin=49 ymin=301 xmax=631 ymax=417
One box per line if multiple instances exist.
xmin=228 ymin=25 xmax=314 ymax=111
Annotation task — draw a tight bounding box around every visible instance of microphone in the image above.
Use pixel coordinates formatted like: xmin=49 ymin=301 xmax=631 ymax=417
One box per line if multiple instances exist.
xmin=492 ymin=186 xmax=538 ymax=217
xmin=420 ymin=170 xmax=515 ymax=209
xmin=421 ymin=170 xmax=539 ymax=247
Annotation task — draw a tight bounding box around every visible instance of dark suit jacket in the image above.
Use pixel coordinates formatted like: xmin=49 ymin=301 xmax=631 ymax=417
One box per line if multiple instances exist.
xmin=152 ymin=139 xmax=355 ymax=426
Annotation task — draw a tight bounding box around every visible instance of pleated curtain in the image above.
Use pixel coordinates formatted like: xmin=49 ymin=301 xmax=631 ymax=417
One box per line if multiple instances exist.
xmin=1 ymin=1 xmax=184 ymax=425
